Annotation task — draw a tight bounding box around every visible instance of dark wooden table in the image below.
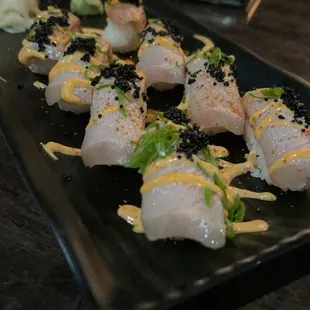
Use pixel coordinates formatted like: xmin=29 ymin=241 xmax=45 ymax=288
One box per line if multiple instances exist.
xmin=1 ymin=0 xmax=310 ymax=309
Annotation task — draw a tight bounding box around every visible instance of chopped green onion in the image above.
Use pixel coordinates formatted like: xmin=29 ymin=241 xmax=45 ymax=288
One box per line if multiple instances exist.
xmin=228 ymin=197 xmax=246 ymax=223
xmin=95 ymin=83 xmax=114 ymax=90
xmin=204 ymin=188 xmax=213 ymax=207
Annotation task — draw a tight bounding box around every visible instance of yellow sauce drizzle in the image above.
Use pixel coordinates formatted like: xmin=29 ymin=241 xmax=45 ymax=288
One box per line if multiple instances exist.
xmin=193 ymin=34 xmax=214 ymax=52
xmin=254 ymin=114 xmax=304 ymax=140
xmin=18 ymin=45 xmax=45 ymax=65
xmin=145 ymin=109 xmax=158 ymax=123
xmin=227 ymin=187 xmax=276 ymax=203
xmin=86 ymin=105 xmax=119 ymax=130
xmin=33 ymin=81 xmax=47 ymax=90
xmin=233 ymin=220 xmax=269 ymax=234
xmin=117 ymin=205 xmax=144 ymax=233
xmin=208 ymin=145 xmax=229 ymax=158
xmin=268 ymin=149 xmax=310 ymax=175
xmin=61 ymin=78 xmax=92 ymax=105
xmin=82 ymin=27 xmax=103 ymax=37
xmin=176 ymin=102 xmax=188 ymax=111
xmin=40 ymin=142 xmax=81 ymax=161
xmin=220 ymin=151 xmax=255 ymax=184
xmin=49 ymin=63 xmax=95 ymax=81
xmin=141 ymin=171 xmax=224 ymax=197
xmin=144 ymin=155 xmax=218 ymax=179
xmin=138 ymin=36 xmax=183 ymax=57
xmin=249 ymin=102 xmax=283 ymax=126
xmin=117 ymin=206 xmax=269 ymax=236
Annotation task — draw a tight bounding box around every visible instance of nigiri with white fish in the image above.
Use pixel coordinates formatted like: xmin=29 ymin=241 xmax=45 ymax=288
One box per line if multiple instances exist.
xmin=243 ymin=86 xmax=310 ymax=191
xmin=45 ymin=34 xmax=112 ymax=114
xmin=103 ymin=0 xmax=146 ymax=53
xmin=122 ymin=107 xmax=275 ymax=249
xmin=81 ymin=61 xmax=147 ymax=166
xmin=184 ymin=44 xmax=244 ymax=135
xmin=18 ymin=9 xmax=81 ymax=75
xmin=136 ymin=19 xmax=186 ymax=90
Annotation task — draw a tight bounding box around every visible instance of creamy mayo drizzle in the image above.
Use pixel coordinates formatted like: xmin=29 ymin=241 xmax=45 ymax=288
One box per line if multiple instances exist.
xmin=233 ymin=220 xmax=268 ymax=234
xmin=193 ymin=34 xmax=214 ymax=52
xmin=33 ymin=81 xmax=47 ymax=89
xmin=40 ymin=142 xmax=81 ymax=161
xmin=61 ymin=78 xmax=91 ymax=105
xmin=145 ymin=109 xmax=158 ymax=123
xmin=117 ymin=205 xmax=144 ymax=233
xmin=86 ymin=105 xmax=119 ymax=129
xmin=209 ymin=145 xmax=229 ymax=158
xmin=82 ymin=27 xmax=104 ymax=37
xmin=18 ymin=44 xmax=45 ymax=64
xmin=227 ymin=187 xmax=276 ymax=203
xmin=141 ymin=171 xmax=224 ymax=197
xmin=220 ymin=151 xmax=255 ymax=184
xmin=268 ymin=149 xmax=310 ymax=175
xmin=176 ymin=102 xmax=188 ymax=111
xmin=138 ymin=23 xmax=184 ymax=57
xmin=139 ymin=36 xmax=183 ymax=57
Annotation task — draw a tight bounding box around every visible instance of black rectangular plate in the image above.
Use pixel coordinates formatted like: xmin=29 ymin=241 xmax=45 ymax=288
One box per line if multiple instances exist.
xmin=1 ymin=1 xmax=310 ymax=310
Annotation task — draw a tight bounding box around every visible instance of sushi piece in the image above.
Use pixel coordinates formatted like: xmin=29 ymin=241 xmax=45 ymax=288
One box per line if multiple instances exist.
xmin=81 ymin=62 xmax=147 ymax=166
xmin=185 ymin=47 xmax=244 ymax=135
xmin=37 ymin=6 xmax=82 ymax=33
xmin=243 ymin=87 xmax=310 ymax=191
xmin=17 ymin=7 xmax=83 ymax=75
xmin=136 ymin=19 xmax=186 ymax=90
xmin=45 ymin=35 xmax=112 ymax=114
xmin=18 ymin=17 xmax=71 ymax=75
xmin=124 ymin=108 xmax=274 ymax=249
xmin=103 ymin=0 xmax=146 ymax=53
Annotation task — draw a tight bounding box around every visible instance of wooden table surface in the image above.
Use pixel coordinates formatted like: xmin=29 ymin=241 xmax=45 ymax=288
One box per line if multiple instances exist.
xmin=1 ymin=0 xmax=310 ymax=309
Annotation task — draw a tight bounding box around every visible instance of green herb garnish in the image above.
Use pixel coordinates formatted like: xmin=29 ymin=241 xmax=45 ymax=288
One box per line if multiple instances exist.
xmin=225 ymin=218 xmax=236 ymax=239
xmin=228 ymin=197 xmax=245 ymax=223
xmin=202 ymin=147 xmax=218 ymax=168
xmin=119 ymin=105 xmax=127 ymax=117
xmin=95 ymin=83 xmax=114 ymax=90
xmin=125 ymin=123 xmax=179 ymax=173
xmin=203 ymin=47 xmax=235 ymax=69
xmin=148 ymin=18 xmax=162 ymax=25
xmin=196 ymin=162 xmax=209 ymax=178
xmin=214 ymin=174 xmax=229 ymax=209
xmin=249 ymin=87 xmax=284 ymax=100
xmin=204 ymin=188 xmax=213 ymax=207
xmin=115 ymin=87 xmax=132 ymax=104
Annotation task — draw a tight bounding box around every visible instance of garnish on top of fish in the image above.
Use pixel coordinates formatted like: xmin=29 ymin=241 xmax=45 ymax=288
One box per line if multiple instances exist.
xmin=81 ymin=61 xmax=147 ymax=166
xmin=243 ymin=86 xmax=310 ymax=191
xmin=37 ymin=6 xmax=82 ymax=33
xmin=184 ymin=46 xmax=244 ymax=135
xmin=122 ymin=107 xmax=275 ymax=249
xmin=103 ymin=0 xmax=147 ymax=53
xmin=45 ymin=34 xmax=112 ymax=114
xmin=136 ymin=19 xmax=186 ymax=90
xmin=18 ymin=8 xmax=81 ymax=75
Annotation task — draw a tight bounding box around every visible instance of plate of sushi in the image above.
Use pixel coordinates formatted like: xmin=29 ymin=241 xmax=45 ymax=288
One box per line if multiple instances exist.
xmin=1 ymin=0 xmax=310 ymax=309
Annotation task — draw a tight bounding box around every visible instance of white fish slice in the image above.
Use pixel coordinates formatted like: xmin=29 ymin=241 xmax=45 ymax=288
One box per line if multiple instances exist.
xmin=136 ymin=21 xmax=186 ymax=90
xmin=186 ymin=58 xmax=244 ymax=135
xmin=82 ymin=68 xmax=147 ymax=167
xmin=137 ymin=46 xmax=185 ymax=90
xmin=141 ymin=158 xmax=226 ymax=249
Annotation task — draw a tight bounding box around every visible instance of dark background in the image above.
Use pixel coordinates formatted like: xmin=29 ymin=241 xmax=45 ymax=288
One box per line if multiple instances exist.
xmin=1 ymin=0 xmax=310 ymax=309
